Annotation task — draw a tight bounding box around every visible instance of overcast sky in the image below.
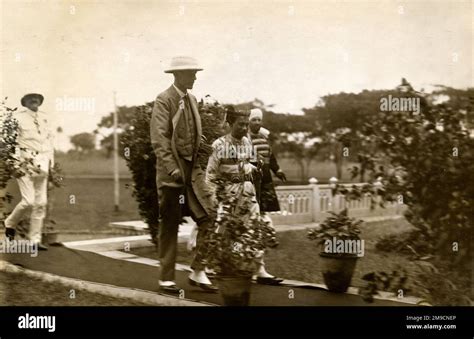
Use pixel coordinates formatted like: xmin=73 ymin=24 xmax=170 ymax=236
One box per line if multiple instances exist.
xmin=1 ymin=0 xmax=472 ymax=150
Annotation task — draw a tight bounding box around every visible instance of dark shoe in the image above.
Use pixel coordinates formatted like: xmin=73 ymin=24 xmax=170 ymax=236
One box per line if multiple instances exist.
xmin=188 ymin=278 xmax=219 ymax=293
xmin=256 ymin=276 xmax=284 ymax=285
xmin=158 ymin=285 xmax=182 ymax=295
xmin=38 ymin=243 xmax=49 ymax=251
xmin=5 ymin=227 xmax=15 ymax=241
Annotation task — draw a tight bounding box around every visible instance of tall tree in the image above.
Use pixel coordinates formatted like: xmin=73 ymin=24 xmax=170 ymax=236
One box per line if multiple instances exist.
xmin=70 ymin=132 xmax=95 ymax=153
xmin=302 ymin=89 xmax=398 ymax=179
xmin=276 ymin=132 xmax=325 ymax=182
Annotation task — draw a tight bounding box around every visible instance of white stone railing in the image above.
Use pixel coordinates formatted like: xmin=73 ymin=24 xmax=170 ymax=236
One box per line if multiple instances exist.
xmin=269 ymin=177 xmax=405 ymax=225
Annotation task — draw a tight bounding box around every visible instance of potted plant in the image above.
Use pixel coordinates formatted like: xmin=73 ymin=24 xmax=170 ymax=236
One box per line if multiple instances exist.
xmin=307 ymin=209 xmax=363 ymax=293
xmin=204 ymin=178 xmax=276 ymax=306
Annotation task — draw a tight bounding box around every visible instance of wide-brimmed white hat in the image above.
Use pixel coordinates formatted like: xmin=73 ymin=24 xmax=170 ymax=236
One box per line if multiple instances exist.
xmin=164 ymin=56 xmax=203 ymax=73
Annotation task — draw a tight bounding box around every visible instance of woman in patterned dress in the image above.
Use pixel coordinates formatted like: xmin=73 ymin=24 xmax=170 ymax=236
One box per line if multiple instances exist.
xmin=204 ymin=106 xmax=278 ymax=279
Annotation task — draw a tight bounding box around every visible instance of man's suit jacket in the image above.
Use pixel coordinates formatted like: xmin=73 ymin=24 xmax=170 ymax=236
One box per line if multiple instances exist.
xmin=150 ymin=85 xmax=213 ymax=215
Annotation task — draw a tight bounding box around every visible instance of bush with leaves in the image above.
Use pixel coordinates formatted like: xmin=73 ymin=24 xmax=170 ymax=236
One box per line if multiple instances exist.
xmin=374 ymin=230 xmax=438 ymax=260
xmin=347 ymin=83 xmax=473 ymax=268
xmin=120 ymin=103 xmax=160 ymax=244
xmin=0 ymin=101 xmax=39 ymax=186
xmin=410 ymin=260 xmax=472 ymax=306
xmin=196 ymin=96 xmax=227 ymax=169
xmin=1 ymin=100 xmax=40 ymax=220
xmin=342 ymin=81 xmax=473 ymax=305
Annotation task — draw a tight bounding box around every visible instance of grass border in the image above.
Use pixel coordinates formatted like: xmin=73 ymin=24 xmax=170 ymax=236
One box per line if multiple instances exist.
xmin=0 ymin=260 xmax=210 ymax=307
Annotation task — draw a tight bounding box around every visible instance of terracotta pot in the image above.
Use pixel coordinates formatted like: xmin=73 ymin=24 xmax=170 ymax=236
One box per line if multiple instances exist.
xmin=319 ymin=252 xmax=358 ymax=293
xmin=217 ymin=275 xmax=252 ymax=306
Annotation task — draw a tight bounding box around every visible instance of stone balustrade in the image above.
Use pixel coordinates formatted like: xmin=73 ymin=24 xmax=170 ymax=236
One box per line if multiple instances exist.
xmin=269 ymin=177 xmax=404 ymax=225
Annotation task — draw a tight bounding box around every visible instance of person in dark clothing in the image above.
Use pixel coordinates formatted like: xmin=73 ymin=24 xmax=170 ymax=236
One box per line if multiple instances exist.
xmin=247 ymin=108 xmax=286 ymax=285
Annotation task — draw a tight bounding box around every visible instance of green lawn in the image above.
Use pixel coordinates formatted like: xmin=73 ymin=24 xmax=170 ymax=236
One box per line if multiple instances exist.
xmin=0 ymin=271 xmax=150 ymax=306
xmin=49 ymin=178 xmax=142 ymax=231
xmin=4 ymin=178 xmax=142 ymax=231
xmin=55 ymin=153 xmax=131 ymax=177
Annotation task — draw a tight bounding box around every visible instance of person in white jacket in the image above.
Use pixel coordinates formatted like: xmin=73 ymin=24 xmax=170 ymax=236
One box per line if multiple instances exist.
xmin=4 ymin=93 xmax=54 ymax=250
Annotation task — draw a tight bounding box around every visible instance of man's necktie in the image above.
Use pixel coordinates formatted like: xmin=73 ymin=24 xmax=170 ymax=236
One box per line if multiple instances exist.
xmin=183 ymin=93 xmax=190 ymax=111
xmin=33 ymin=113 xmax=41 ymax=135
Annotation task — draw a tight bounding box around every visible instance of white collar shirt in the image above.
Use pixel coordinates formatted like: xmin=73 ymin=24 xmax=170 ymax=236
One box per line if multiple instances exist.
xmin=14 ymin=108 xmax=55 ymax=173
xmin=173 ymin=84 xmax=187 ymax=98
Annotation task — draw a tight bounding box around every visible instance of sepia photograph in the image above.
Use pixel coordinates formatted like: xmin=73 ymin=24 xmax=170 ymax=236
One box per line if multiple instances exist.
xmin=0 ymin=0 xmax=472 ymax=337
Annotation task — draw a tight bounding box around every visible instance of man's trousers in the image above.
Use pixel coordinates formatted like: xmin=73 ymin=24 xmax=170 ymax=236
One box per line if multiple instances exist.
xmin=5 ymin=174 xmax=48 ymax=244
xmin=157 ymin=160 xmax=211 ymax=281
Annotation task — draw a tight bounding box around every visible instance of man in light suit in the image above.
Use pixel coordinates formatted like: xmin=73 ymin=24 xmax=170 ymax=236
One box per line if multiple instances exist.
xmin=150 ymin=56 xmax=217 ymax=294
xmin=4 ymin=93 xmax=54 ymax=251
